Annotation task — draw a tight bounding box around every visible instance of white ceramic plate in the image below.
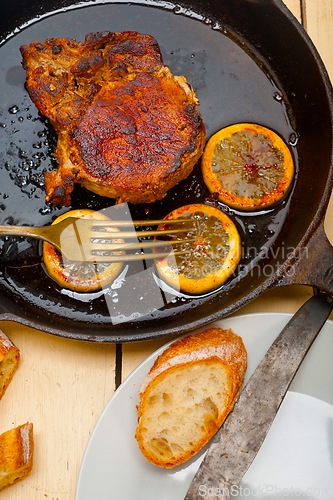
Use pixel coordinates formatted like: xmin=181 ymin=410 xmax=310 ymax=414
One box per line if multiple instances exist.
xmin=75 ymin=313 xmax=333 ymax=500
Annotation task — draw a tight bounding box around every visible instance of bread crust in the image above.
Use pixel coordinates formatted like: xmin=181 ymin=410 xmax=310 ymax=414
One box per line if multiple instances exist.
xmin=0 ymin=330 xmax=20 ymax=402
xmin=135 ymin=327 xmax=247 ymax=468
xmin=0 ymin=422 xmax=34 ymax=492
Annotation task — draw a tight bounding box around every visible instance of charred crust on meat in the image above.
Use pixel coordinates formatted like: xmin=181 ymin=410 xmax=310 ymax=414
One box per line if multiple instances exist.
xmin=63 ymin=174 xmax=76 ymax=187
xmin=21 ymin=31 xmax=206 ymax=205
xmin=52 ymin=45 xmax=62 ymax=55
xmin=84 ymin=31 xmax=115 ymax=50
xmin=71 ymin=52 xmax=104 ymax=77
xmin=54 ymin=186 xmax=66 ymax=198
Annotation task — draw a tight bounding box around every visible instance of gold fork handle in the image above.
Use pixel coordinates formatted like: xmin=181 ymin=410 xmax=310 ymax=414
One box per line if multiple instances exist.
xmin=0 ymin=225 xmax=57 ymax=248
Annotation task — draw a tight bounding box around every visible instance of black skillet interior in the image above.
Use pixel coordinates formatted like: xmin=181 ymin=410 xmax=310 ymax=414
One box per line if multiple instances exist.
xmin=0 ymin=0 xmax=332 ymax=341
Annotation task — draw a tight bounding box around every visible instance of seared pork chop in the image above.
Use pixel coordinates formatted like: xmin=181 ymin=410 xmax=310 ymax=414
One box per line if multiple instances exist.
xmin=20 ymin=31 xmax=206 ymax=206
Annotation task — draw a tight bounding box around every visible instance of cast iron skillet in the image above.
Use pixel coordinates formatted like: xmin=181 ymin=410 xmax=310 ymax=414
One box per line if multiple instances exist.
xmin=0 ymin=0 xmax=333 ymax=342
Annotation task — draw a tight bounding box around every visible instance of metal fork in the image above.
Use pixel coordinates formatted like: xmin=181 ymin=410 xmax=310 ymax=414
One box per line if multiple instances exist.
xmin=0 ymin=216 xmax=196 ymax=262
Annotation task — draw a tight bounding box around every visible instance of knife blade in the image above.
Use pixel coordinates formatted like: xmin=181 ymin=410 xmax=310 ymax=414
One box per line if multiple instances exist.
xmin=184 ymin=292 xmax=333 ymax=500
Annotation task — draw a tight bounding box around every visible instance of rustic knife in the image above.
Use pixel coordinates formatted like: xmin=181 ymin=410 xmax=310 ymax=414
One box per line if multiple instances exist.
xmin=185 ymin=292 xmax=333 ymax=500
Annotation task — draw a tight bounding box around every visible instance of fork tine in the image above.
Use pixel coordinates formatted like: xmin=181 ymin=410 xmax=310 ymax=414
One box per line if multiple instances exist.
xmin=87 ymin=249 xmax=191 ymax=263
xmin=88 ymin=218 xmax=194 ymax=228
xmin=89 ymin=237 xmax=195 ymax=252
xmin=90 ymin=228 xmax=195 ymax=239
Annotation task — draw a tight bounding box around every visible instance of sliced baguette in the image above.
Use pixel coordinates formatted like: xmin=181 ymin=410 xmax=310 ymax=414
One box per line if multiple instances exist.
xmin=0 ymin=330 xmax=20 ymax=402
xmin=0 ymin=422 xmax=34 ymax=492
xmin=135 ymin=327 xmax=247 ymax=468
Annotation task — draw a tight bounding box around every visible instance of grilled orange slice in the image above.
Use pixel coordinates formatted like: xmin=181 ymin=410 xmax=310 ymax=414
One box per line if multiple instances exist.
xmin=201 ymin=123 xmax=294 ymax=210
xmin=43 ymin=209 xmax=124 ymax=292
xmin=154 ymin=204 xmax=241 ymax=294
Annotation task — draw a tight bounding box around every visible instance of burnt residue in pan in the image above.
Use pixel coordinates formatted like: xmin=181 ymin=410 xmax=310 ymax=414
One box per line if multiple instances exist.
xmin=0 ymin=2 xmax=298 ymax=332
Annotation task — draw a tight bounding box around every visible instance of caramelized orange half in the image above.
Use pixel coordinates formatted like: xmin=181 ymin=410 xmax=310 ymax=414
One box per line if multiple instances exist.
xmin=154 ymin=204 xmax=241 ymax=294
xmin=43 ymin=209 xmax=124 ymax=292
xmin=201 ymin=123 xmax=294 ymax=210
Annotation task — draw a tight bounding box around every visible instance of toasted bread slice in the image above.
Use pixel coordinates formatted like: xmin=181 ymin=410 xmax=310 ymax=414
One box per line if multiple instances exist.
xmin=0 ymin=330 xmax=20 ymax=401
xmin=0 ymin=422 xmax=34 ymax=491
xmin=135 ymin=327 xmax=247 ymax=468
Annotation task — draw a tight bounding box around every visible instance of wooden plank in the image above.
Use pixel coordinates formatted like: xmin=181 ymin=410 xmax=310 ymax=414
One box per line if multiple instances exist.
xmin=303 ymin=1 xmax=333 ymax=246
xmin=0 ymin=322 xmax=116 ymax=500
xmin=303 ymin=0 xmax=333 ymax=81
xmin=283 ymin=0 xmax=302 ymax=22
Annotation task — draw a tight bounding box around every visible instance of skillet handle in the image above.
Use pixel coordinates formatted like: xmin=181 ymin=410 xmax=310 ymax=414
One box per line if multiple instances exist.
xmin=278 ymin=219 xmax=333 ymax=294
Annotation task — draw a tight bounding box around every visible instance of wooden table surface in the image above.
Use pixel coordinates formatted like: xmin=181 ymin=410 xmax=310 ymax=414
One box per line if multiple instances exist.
xmin=1 ymin=1 xmax=333 ymax=498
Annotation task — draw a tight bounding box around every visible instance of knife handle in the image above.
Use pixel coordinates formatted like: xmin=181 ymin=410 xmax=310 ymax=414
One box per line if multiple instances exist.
xmin=184 ymin=292 xmax=333 ymax=500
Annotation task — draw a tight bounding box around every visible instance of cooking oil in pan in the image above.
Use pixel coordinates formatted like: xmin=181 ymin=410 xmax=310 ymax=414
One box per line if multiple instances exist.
xmin=0 ymin=2 xmax=297 ymax=329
